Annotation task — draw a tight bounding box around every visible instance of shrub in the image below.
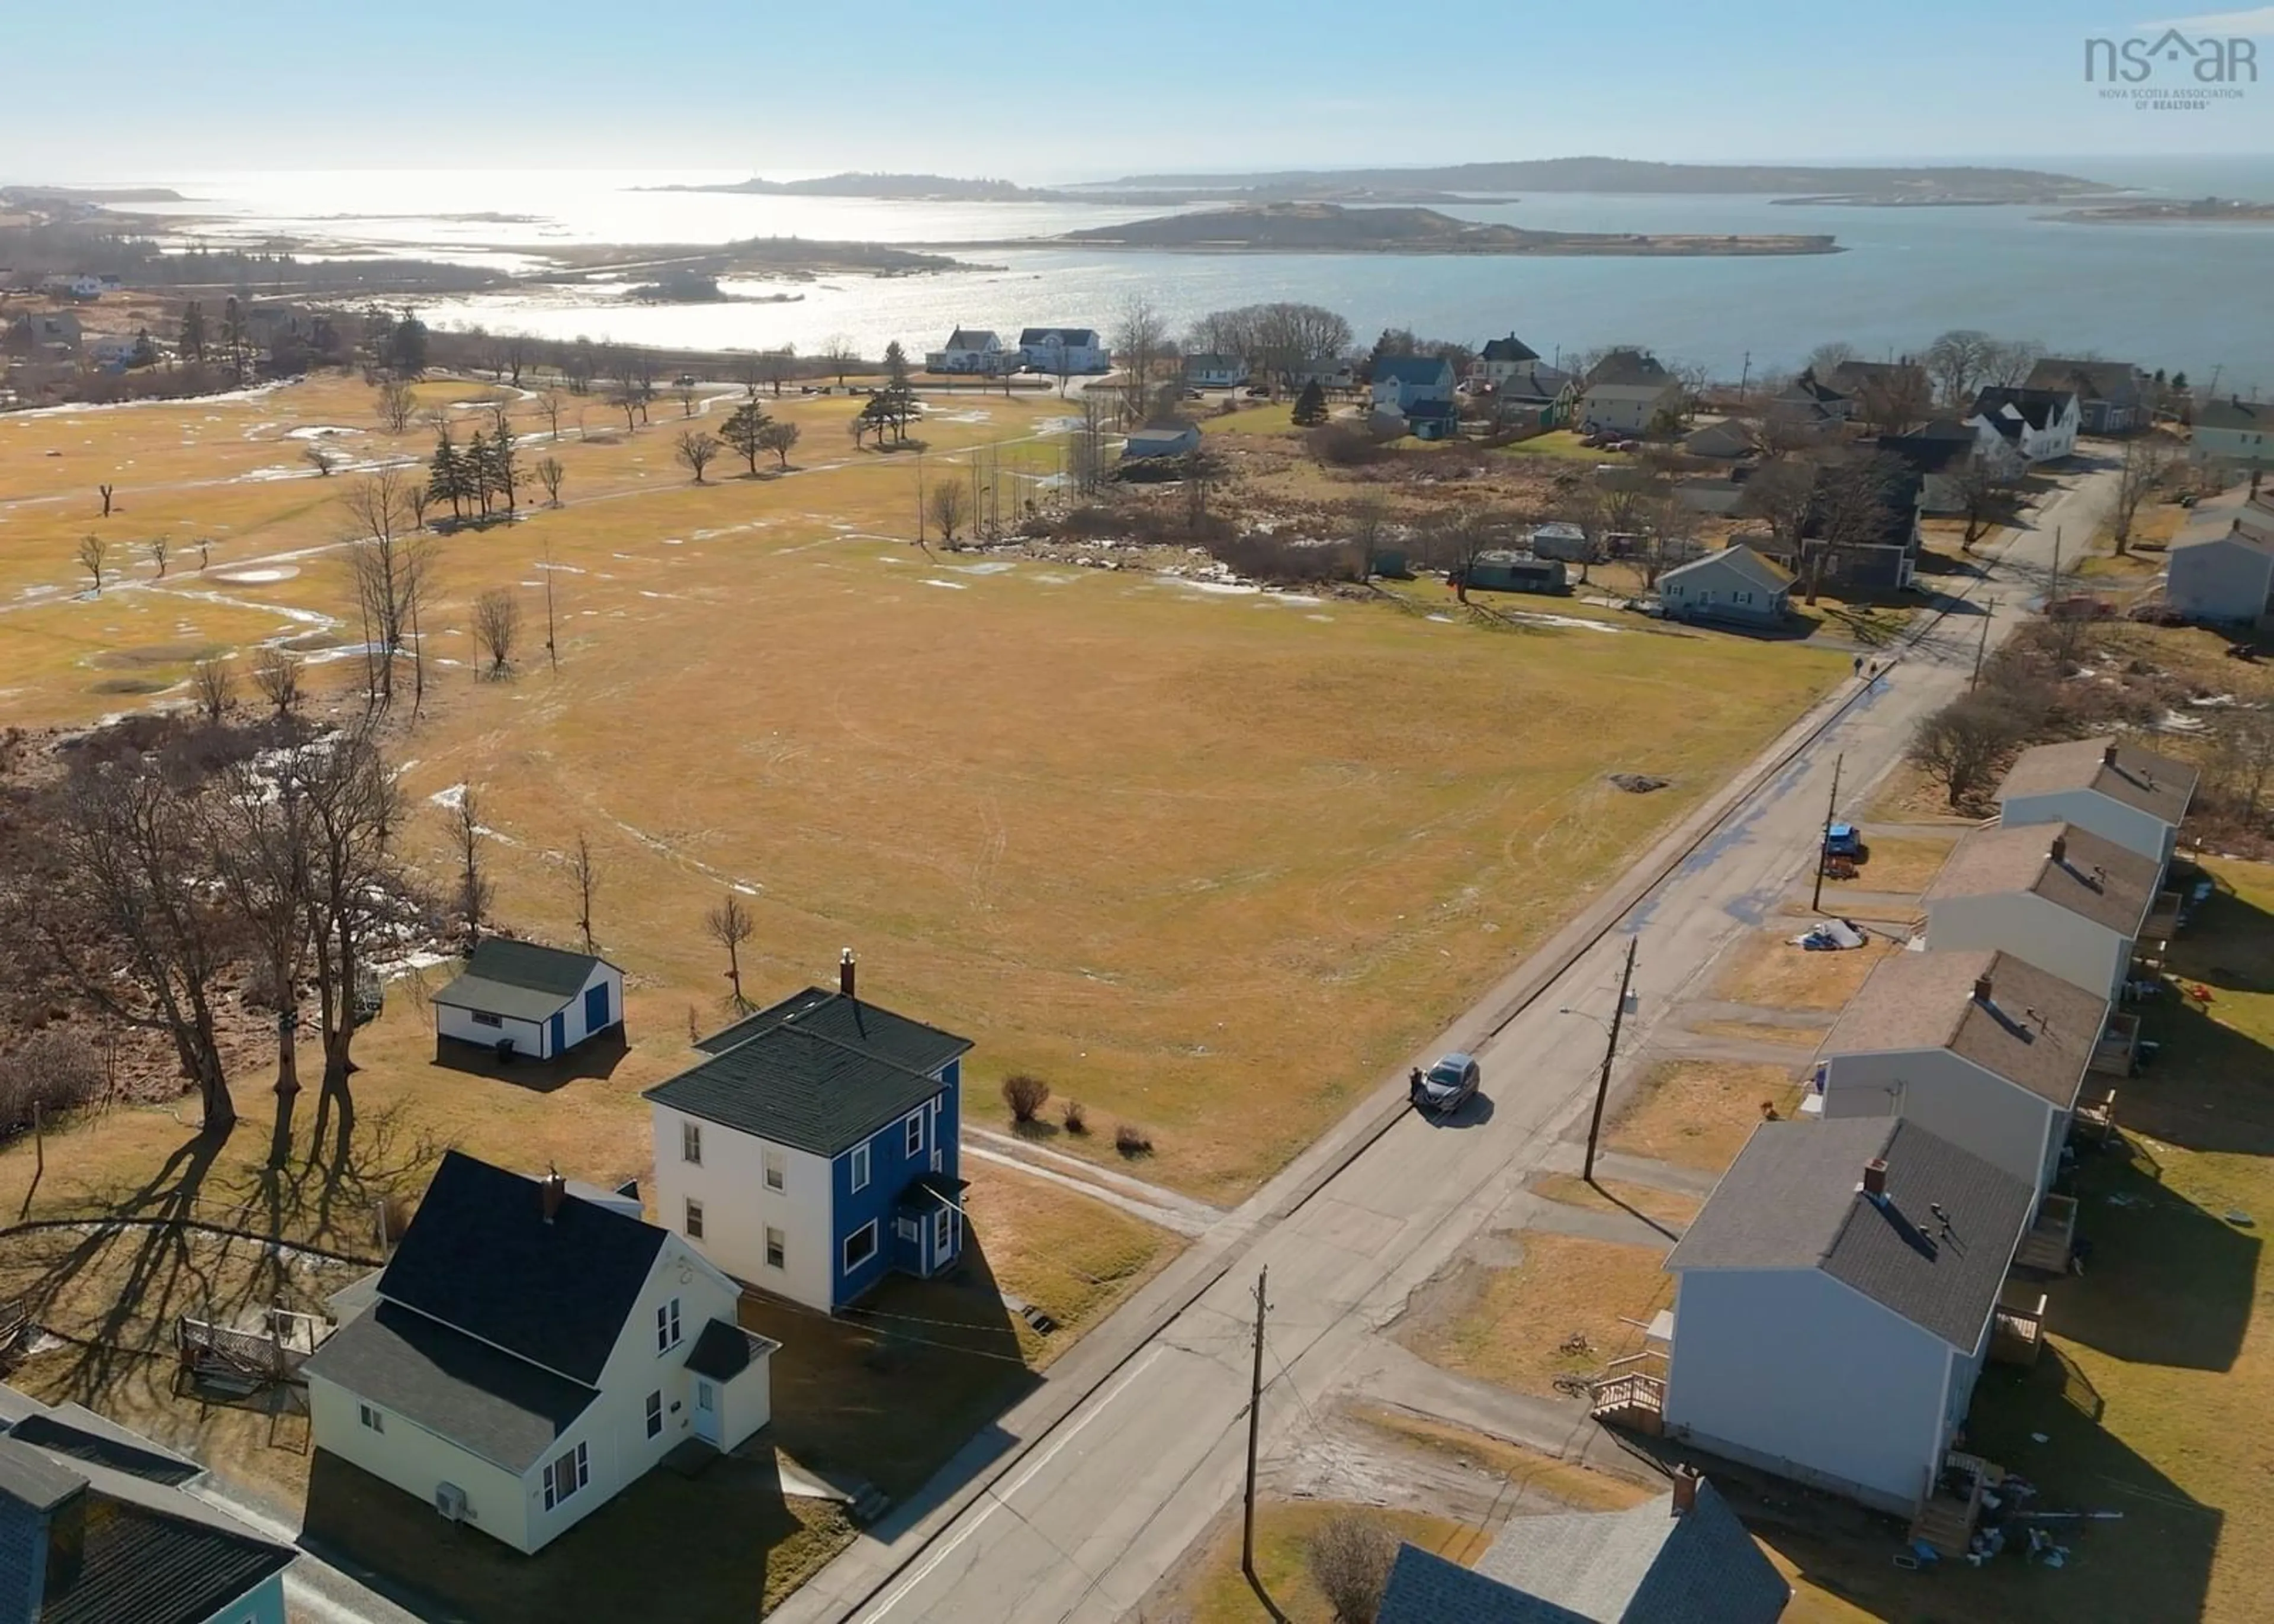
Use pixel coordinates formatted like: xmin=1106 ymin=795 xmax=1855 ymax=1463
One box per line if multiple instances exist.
xmin=1306 ymin=422 xmax=1392 ymax=468
xmin=1061 ymin=1099 xmax=1088 ymax=1136
xmin=1003 ymin=1073 xmax=1051 ymax=1124
xmin=1114 ymin=1123 xmax=1153 ymax=1158
xmin=1306 ymin=1512 xmax=1400 ymax=1624
xmin=0 ymin=1031 xmax=104 ymax=1137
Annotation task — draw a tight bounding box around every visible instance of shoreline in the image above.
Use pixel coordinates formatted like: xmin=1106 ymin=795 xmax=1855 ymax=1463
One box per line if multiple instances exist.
xmin=917 ymin=235 xmax=1843 ymax=258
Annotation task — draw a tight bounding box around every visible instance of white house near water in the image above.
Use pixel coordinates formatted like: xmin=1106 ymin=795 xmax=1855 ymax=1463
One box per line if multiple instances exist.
xmin=432 ymin=938 xmax=624 ymax=1062
xmin=1994 ymin=735 xmax=2196 ymax=873
xmin=645 ymin=954 xmax=974 ymax=1316
xmin=926 ymin=328 xmax=1010 ymax=375
xmin=2167 ymin=490 xmax=2274 ymax=626
xmin=1921 ymin=822 xmax=2161 ymax=1002
xmin=301 ymin=1152 xmax=776 ymax=1555
xmin=1016 ymin=327 xmax=1109 ymax=375
xmin=1661 ymin=1118 xmax=2035 ymax=1516
xmin=2192 ymin=397 xmax=2274 ymax=467
xmin=1183 ymin=352 xmax=1250 ymax=389
xmin=1816 ymin=948 xmax=2106 ymax=1195
xmin=1967 ymin=387 xmax=2079 ymax=465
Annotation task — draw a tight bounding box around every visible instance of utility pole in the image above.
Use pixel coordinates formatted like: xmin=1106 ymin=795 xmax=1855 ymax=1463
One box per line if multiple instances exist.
xmin=1971 ymin=597 xmax=1998 ymax=692
xmin=1737 ymin=350 xmax=1751 ymax=405
xmin=1243 ymin=1268 xmax=1289 ymax=1622
xmin=1810 ymin=752 xmax=1846 ymax=912
xmin=916 ymin=450 xmax=926 ymax=547
xmin=1582 ymin=936 xmax=1640 ymax=1184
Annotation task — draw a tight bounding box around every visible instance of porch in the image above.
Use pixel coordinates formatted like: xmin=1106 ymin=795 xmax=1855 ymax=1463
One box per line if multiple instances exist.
xmin=2013 ymin=1192 xmax=2080 ymax=1274
xmin=1588 ymin=1369 xmax=1666 ymax=1437
xmin=1910 ymin=1448 xmax=2002 ymax=1557
xmin=2144 ymin=887 xmax=2186 ymax=943
xmin=2090 ymin=1011 xmax=2141 ymax=1077
xmin=1989 ymin=1282 xmax=2048 ymax=1368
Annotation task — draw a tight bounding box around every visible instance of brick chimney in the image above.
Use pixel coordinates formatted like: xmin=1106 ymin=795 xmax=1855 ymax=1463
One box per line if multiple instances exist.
xmin=1671 ymin=1468 xmax=1700 ymax=1517
xmin=1972 ymin=973 xmax=1994 ymax=1005
xmin=839 ymin=947 xmax=857 ymax=999
xmin=1862 ymin=1157 xmax=1889 ymax=1198
xmin=540 ymin=1169 xmax=566 ymax=1224
xmin=2050 ymin=834 xmax=2068 ymax=866
xmin=2103 ymin=740 xmax=2119 ymax=767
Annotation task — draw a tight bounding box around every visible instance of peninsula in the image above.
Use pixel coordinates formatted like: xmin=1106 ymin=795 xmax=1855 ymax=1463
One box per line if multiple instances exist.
xmin=2046 ymin=196 xmax=2274 ymax=224
xmin=641 ymin=171 xmax=1509 ymax=207
xmin=1028 ymin=201 xmax=1838 ymax=256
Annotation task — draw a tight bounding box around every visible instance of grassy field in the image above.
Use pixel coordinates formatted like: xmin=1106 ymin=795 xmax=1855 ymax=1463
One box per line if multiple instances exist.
xmin=1713 ymin=931 xmax=1900 ymax=1012
xmin=0 ymin=374 xmax=1841 ymax=1204
xmin=1606 ymin=1060 xmax=1806 ymax=1175
xmin=1397 ymin=1231 xmax=1674 ymax=1398
xmin=1821 ymin=831 xmax=1958 ymax=894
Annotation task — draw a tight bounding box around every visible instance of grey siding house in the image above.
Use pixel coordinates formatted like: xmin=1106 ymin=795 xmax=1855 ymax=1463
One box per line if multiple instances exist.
xmin=1658 ymin=544 xmax=1793 ymax=628
xmin=1663 ymin=1118 xmax=2036 ymax=1516
xmin=2024 ymin=358 xmax=2147 ymax=434
xmin=1922 ymin=822 xmax=2161 ymax=1002
xmin=1996 ymin=735 xmax=2196 ymax=872
xmin=2169 ymin=498 xmax=2274 ymax=626
xmin=2193 ymin=397 xmax=2274 ymax=467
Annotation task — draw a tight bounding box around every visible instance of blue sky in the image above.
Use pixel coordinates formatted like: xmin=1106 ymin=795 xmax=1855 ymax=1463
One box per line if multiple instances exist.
xmin=12 ymin=1 xmax=2272 ymax=181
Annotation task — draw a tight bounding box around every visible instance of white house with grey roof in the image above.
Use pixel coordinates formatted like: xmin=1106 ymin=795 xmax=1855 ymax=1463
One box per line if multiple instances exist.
xmin=1662 ymin=1118 xmax=2037 ymax=1516
xmin=1994 ymin=735 xmax=2198 ymax=873
xmin=1016 ymin=327 xmax=1109 ymax=375
xmin=1921 ymin=822 xmax=2163 ymax=1002
xmin=301 ymin=1151 xmax=774 ymax=1554
xmin=2192 ymin=395 xmax=2274 ymax=467
xmin=1377 ymin=1471 xmax=1788 ymax=1623
xmin=2167 ymin=491 xmax=2274 ymax=627
xmin=1816 ymin=949 xmax=2108 ymax=1194
xmin=1658 ymin=544 xmax=1794 ymax=628
xmin=0 ymin=1385 xmax=297 ymax=1624
xmin=645 ymin=953 xmax=973 ymax=1314
xmin=431 ymin=938 xmax=624 ymax=1062
xmin=1581 ymin=379 xmax=1682 ymax=435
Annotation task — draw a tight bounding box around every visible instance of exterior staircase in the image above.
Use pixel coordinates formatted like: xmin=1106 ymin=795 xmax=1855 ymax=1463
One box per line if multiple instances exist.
xmin=1589 ymin=1371 xmax=1667 ymax=1437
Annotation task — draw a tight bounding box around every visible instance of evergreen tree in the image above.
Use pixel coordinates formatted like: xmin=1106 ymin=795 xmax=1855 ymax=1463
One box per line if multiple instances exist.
xmin=390 ymin=308 xmax=429 ymax=374
xmin=220 ymin=297 xmax=249 ymax=385
xmin=884 ymin=340 xmax=910 ymax=387
xmin=718 ymin=402 xmax=771 ymax=475
xmin=487 ymin=422 xmax=518 ymax=512
xmin=466 ymin=430 xmax=492 ymax=515
xmin=130 ymin=329 xmax=159 ymax=369
xmin=179 ymin=300 xmax=207 ymax=363
xmin=429 ymin=435 xmax=467 ymax=521
xmin=1291 ymin=379 xmax=1329 ymax=427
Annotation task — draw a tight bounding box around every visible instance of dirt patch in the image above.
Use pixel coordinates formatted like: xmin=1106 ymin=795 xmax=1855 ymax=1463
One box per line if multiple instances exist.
xmin=85 ymin=677 xmax=172 ymax=695
xmin=88 ymin=642 xmax=229 ymax=670
xmin=1394 ymin=1231 xmax=1674 ymax=1399
xmin=1607 ymin=1060 xmax=1806 ymax=1175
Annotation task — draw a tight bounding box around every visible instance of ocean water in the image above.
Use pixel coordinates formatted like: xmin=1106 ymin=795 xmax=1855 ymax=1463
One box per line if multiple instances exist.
xmin=122 ymin=162 xmax=2274 ymax=393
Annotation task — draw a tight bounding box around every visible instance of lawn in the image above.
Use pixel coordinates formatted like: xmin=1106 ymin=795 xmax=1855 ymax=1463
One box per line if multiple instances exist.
xmin=1176 ymin=1499 xmax=1486 ymax=1624
xmin=1713 ymin=931 xmax=1900 ymax=1012
xmin=1492 ymin=430 xmax=1617 ymax=462
xmin=1820 ymin=831 xmax=1957 ymax=895
xmin=1528 ymin=1172 xmax=1700 ymax=1229
xmin=1396 ymin=1231 xmax=1674 ymax=1398
xmin=1605 ymin=1060 xmax=1806 ymax=1175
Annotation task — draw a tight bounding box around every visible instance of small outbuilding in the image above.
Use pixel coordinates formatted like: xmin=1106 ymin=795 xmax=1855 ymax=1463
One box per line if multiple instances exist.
xmin=433 ymin=938 xmax=625 ymax=1062
xmin=1122 ymin=422 xmax=1202 ymax=460
xmin=1462 ymin=551 xmax=1568 ymax=594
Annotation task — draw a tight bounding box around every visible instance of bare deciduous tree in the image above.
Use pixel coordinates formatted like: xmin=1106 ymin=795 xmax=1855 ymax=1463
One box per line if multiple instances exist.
xmin=926 ymin=480 xmax=969 ymax=545
xmin=570 ymin=831 xmax=599 ymax=952
xmin=535 ymin=455 xmax=566 ymax=507
xmin=1951 ymin=456 xmax=2021 ymax=548
xmin=252 ymin=648 xmax=303 ymax=717
xmin=341 ymin=469 xmax=435 ymax=710
xmin=1910 ymin=694 xmax=2021 ymax=809
xmin=537 ymin=388 xmax=566 ymax=440
xmin=674 ymin=378 xmax=698 ymax=417
xmin=1925 ymin=329 xmax=1994 ymax=410
xmin=756 ymin=419 xmax=801 ymax=471
xmin=451 ymin=787 xmax=492 ymax=944
xmin=2109 ymin=436 xmax=2175 ymax=553
xmin=191 ymin=657 xmax=235 ymax=723
xmin=77 ymin=534 xmax=105 ymax=595
xmin=376 ymin=379 xmax=417 ymax=433
xmin=705 ymin=893 xmax=754 ymax=1009
xmin=1306 ymin=1513 xmax=1399 ymax=1624
xmin=145 ymin=535 xmax=169 ymax=578
xmin=1804 ymin=340 xmax=1858 ymax=378
xmin=473 ymin=588 xmax=522 ymax=678
xmin=675 ymin=428 xmax=719 ymax=484
xmin=1113 ymin=294 xmax=1168 ymax=397
xmin=820 ymin=334 xmax=859 ymax=385
xmin=98 ymin=483 xmax=114 ymax=518
xmin=204 ymin=749 xmax=316 ymax=1163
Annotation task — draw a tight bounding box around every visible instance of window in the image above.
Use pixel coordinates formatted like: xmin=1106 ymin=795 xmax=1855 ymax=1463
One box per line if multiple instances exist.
xmin=471 ymin=1011 xmax=503 ymax=1029
xmin=934 ymin=1205 xmax=955 ymax=1259
xmin=656 ymin=1297 xmax=682 ymax=1353
xmin=645 ymin=1391 xmax=663 ymax=1440
xmin=842 ymin=1221 xmax=878 ymax=1274
xmin=849 ymin=1143 xmax=870 ymax=1193
xmin=542 ymin=1442 xmax=589 ymax=1510
xmin=765 ymin=1226 xmax=785 ymax=1269
xmin=685 ymin=1198 xmax=705 ymax=1240
xmin=682 ymin=1121 xmax=702 ymax=1165
xmin=904 ymin=1112 xmax=924 ymax=1158
xmin=358 ymin=1403 xmax=384 ymax=1434
xmin=763 ymin=1150 xmax=785 ymax=1192
xmin=897 ymin=1216 xmax=921 ymax=1243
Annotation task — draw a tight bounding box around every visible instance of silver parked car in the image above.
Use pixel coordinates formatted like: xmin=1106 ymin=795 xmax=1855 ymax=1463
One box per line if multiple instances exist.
xmin=1413 ymin=1053 xmax=1480 ymax=1114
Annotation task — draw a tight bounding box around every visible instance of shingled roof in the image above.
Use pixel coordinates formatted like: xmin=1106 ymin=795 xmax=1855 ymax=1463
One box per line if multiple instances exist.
xmin=431 ymin=938 xmax=612 ymax=1022
xmin=1823 ymin=948 xmax=2105 ymax=1108
xmin=647 ymin=1021 xmax=953 ymax=1157
xmin=1996 ymin=735 xmax=2197 ymax=828
xmin=1669 ymin=1118 xmax=2036 ymax=1350
xmin=1925 ymin=821 xmax=2159 ymax=938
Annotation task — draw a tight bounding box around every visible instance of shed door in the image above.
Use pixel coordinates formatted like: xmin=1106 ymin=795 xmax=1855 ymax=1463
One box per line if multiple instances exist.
xmin=584 ymin=981 xmax=611 ymax=1034
xmin=548 ymin=1012 xmax=566 ymax=1057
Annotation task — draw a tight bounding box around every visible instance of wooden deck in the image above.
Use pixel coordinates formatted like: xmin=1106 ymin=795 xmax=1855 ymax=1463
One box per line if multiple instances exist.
xmin=1589 ymin=1371 xmax=1666 ymax=1436
xmin=2090 ymin=1012 xmax=2140 ymax=1078
xmin=1910 ymin=1451 xmax=1998 ymax=1557
xmin=1990 ymin=1283 xmax=2049 ymax=1367
xmin=2013 ymin=1193 xmax=2079 ymax=1274
xmin=176 ymin=1306 xmax=327 ymax=1390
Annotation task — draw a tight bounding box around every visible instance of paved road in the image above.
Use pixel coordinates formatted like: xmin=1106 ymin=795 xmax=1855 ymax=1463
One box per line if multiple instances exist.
xmin=771 ymin=466 xmax=2120 ymax=1624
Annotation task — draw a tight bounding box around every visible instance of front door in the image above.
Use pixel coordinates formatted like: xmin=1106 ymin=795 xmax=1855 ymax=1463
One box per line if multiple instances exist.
xmin=693 ymin=1379 xmax=720 ymax=1445
xmin=547 ymin=1011 xmax=566 ymax=1057
xmin=584 ymin=981 xmax=611 ymax=1034
xmin=933 ymin=1205 xmax=956 ymax=1267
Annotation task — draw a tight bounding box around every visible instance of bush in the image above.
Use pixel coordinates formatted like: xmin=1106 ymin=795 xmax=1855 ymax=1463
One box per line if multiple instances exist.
xmin=1114 ymin=1123 xmax=1154 ymax=1158
xmin=1061 ymin=1099 xmax=1088 ymax=1136
xmin=1306 ymin=422 xmax=1392 ymax=468
xmin=1306 ymin=1513 xmax=1400 ymax=1624
xmin=1203 ymin=532 xmax=1364 ymax=586
xmin=1003 ymin=1073 xmax=1051 ymax=1124
xmin=0 ymin=1031 xmax=104 ymax=1137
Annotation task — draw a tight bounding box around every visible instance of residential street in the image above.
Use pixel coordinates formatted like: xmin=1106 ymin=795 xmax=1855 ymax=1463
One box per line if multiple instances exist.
xmin=769 ymin=459 xmax=2123 ymax=1624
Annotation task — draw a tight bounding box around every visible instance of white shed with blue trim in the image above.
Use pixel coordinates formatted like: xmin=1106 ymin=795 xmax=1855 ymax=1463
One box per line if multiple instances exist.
xmin=432 ymin=939 xmax=625 ymax=1062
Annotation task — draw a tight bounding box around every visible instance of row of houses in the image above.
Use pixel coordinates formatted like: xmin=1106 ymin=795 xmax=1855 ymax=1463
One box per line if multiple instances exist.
xmin=927 ymin=326 xmax=1110 ymax=375
xmin=293 ymin=947 xmax=974 ymax=1554
xmin=1617 ymin=737 xmax=2198 ymax=1540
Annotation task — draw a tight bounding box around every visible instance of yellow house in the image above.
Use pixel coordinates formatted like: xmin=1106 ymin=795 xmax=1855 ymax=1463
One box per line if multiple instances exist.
xmin=301 ymin=1152 xmax=776 ymax=1554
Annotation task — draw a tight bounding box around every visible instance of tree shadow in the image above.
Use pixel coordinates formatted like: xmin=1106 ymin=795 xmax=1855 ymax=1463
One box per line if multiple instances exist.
xmin=428 ymin=1027 xmax=631 ymax=1094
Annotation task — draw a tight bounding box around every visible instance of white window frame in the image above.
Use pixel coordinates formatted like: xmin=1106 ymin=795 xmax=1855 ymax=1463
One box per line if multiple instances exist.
xmin=765 ymin=1226 xmax=785 ymax=1270
xmin=685 ymin=1198 xmax=704 ymax=1240
xmin=657 ymin=1297 xmax=682 ymax=1353
xmin=542 ymin=1441 xmax=589 ymax=1510
xmin=763 ymin=1149 xmax=785 ymax=1192
xmin=682 ymin=1121 xmax=702 ymax=1165
xmin=358 ymin=1402 xmax=384 ymax=1433
xmin=904 ymin=1112 xmax=924 ymax=1158
xmin=849 ymin=1142 xmax=871 ymax=1194
xmin=842 ymin=1220 xmax=878 ymax=1275
xmin=645 ymin=1390 xmax=663 ymax=1439
xmin=933 ymin=1204 xmax=954 ymax=1258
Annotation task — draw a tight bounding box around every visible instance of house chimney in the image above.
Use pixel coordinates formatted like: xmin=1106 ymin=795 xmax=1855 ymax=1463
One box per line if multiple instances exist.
xmin=1972 ymin=974 xmax=1994 ymax=1005
xmin=539 ymin=1169 xmax=566 ymax=1224
xmin=1671 ymin=1468 xmax=1700 ymax=1517
xmin=2103 ymin=741 xmax=2119 ymax=767
xmin=1862 ymin=1157 xmax=1889 ymax=1198
xmin=839 ymin=947 xmax=857 ymax=999
xmin=2050 ymin=834 xmax=2068 ymax=866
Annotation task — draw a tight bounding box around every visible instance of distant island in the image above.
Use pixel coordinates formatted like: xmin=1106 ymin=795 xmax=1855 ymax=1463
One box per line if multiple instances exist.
xmin=2046 ymin=196 xmax=2274 ymax=224
xmin=537 ymin=234 xmax=972 ymax=289
xmin=1088 ymin=156 xmax=2116 ymax=205
xmin=1029 ymin=202 xmax=1838 ymax=257
xmin=643 ymin=171 xmax=1512 ymax=207
xmin=1 ymin=184 xmax=188 ymax=206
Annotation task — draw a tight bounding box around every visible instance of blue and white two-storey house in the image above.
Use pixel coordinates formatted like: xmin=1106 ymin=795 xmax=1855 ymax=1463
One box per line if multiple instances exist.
xmin=644 ymin=953 xmax=972 ymax=1313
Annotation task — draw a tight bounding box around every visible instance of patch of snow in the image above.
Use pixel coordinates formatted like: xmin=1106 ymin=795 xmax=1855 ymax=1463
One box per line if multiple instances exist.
xmin=949 ymin=561 xmax=1017 ymax=575
xmin=428 ymin=783 xmax=467 ymax=811
xmin=921 ymin=579 xmax=968 ymax=590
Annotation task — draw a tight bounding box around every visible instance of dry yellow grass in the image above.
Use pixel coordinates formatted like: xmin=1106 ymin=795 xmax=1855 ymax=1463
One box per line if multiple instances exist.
xmin=1712 ymin=931 xmax=1899 ymax=1012
xmin=1345 ymin=1404 xmax=1653 ymax=1512
xmin=0 ymin=376 xmax=1842 ymax=1203
xmin=1688 ymin=1018 xmax=1826 ymax=1049
xmin=1181 ymin=1500 xmax=1485 ymax=1624
xmin=1821 ymin=831 xmax=1957 ymax=894
xmin=1398 ymin=1232 xmax=1674 ymax=1398
xmin=1528 ymin=1172 xmax=1700 ymax=1229
xmin=1605 ymin=1060 xmax=1805 ymax=1175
